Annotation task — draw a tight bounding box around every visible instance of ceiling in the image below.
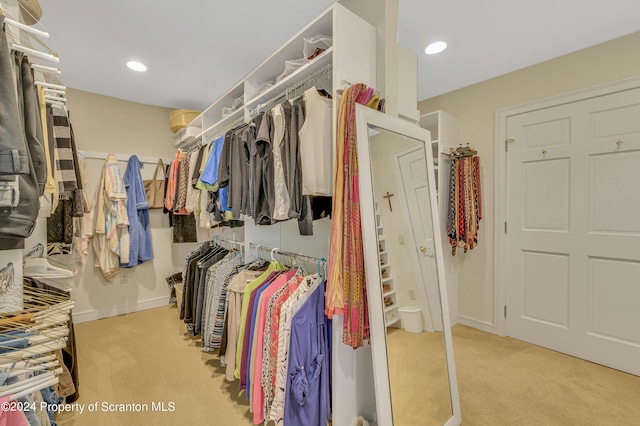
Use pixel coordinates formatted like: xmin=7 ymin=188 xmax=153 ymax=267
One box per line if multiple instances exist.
xmin=400 ymin=0 xmax=640 ymax=101
xmin=35 ymin=0 xmax=640 ymax=111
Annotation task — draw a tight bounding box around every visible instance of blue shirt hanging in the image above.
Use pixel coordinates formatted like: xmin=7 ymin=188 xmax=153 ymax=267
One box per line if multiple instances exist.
xmin=121 ymin=155 xmax=154 ymax=268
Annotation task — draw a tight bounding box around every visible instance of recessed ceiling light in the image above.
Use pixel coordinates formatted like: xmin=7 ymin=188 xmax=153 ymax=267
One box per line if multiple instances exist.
xmin=424 ymin=41 xmax=447 ymax=55
xmin=127 ymin=61 xmax=147 ymax=72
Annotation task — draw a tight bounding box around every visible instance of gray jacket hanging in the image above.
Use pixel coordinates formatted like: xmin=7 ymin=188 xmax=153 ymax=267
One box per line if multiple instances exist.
xmin=0 ymin=18 xmax=46 ymax=239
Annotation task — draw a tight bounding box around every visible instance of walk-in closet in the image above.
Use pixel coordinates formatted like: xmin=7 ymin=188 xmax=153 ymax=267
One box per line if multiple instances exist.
xmin=2 ymin=0 xmax=640 ymax=425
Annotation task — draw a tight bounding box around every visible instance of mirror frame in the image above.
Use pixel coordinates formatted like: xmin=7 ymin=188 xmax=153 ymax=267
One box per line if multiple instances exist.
xmin=355 ymin=105 xmax=462 ymax=426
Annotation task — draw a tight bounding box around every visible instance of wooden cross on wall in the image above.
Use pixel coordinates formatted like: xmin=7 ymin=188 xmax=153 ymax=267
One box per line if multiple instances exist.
xmin=383 ymin=191 xmax=394 ymax=212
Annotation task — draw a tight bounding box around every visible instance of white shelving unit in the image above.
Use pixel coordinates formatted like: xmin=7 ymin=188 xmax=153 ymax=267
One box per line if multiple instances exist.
xmin=375 ymin=204 xmax=400 ymax=327
xmin=174 ymin=2 xmax=376 ymax=153
xmin=171 ymin=4 xmax=377 ymax=425
xmin=419 ymin=110 xmax=460 ymax=325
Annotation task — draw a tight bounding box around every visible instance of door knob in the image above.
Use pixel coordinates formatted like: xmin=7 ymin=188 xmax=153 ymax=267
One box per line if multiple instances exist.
xmin=419 ymin=246 xmax=427 ymax=253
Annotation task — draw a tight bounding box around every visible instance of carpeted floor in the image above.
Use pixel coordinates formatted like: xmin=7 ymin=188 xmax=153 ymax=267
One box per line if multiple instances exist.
xmin=57 ymin=306 xmax=640 ymax=425
xmin=57 ymin=305 xmax=251 ymax=426
xmin=452 ymin=324 xmax=640 ymax=425
xmin=387 ymin=328 xmax=452 ymax=425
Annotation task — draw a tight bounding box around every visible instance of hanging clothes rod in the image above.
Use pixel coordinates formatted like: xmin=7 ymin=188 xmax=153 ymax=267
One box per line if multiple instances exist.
xmin=214 ymin=116 xmax=248 ymax=139
xmin=336 ymin=80 xmax=387 ymax=103
xmin=3 ymin=12 xmax=59 ymax=59
xmin=250 ymin=63 xmax=333 ymax=118
xmin=216 ymin=116 xmax=247 ymax=136
xmin=11 ymin=44 xmax=59 ymax=64
xmin=198 ymin=115 xmax=249 ymax=147
xmin=45 ymin=100 xmax=64 ymax=107
xmin=44 ymin=95 xmax=66 ymax=103
xmin=248 ymin=242 xmax=326 ymax=270
xmin=4 ymin=17 xmax=49 ymax=38
xmin=32 ymin=64 xmax=61 ymax=75
xmin=212 ymin=236 xmax=245 ymax=252
xmin=35 ymin=81 xmax=65 ymax=90
xmin=43 ymin=88 xmax=65 ymax=95
xmin=78 ymin=150 xmax=172 ymax=165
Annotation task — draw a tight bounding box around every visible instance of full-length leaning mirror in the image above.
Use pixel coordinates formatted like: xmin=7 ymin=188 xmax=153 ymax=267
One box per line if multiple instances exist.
xmin=355 ymin=105 xmax=462 ymax=426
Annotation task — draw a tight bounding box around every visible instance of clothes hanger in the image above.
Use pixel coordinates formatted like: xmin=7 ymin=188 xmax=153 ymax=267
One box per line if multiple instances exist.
xmin=0 ymin=334 xmax=68 ymax=363
xmin=2 ymin=15 xmax=49 ymax=39
xmin=317 ymin=258 xmax=327 ymax=279
xmin=5 ymin=17 xmax=60 ymax=65
xmin=8 ymin=375 xmax=61 ymax=401
xmin=0 ymin=338 xmax=67 ymax=366
xmin=23 ymin=258 xmax=74 ymax=280
xmin=8 ymin=376 xmax=59 ymax=401
xmin=35 ymin=81 xmax=65 ymax=91
xmin=30 ymin=277 xmax=72 ymax=293
xmin=22 ymin=244 xmax=44 ymax=261
xmin=43 ymin=89 xmax=65 ymax=98
xmin=17 ymin=286 xmax=72 ymax=320
xmin=11 ymin=42 xmax=58 ymax=64
xmin=3 ymin=372 xmax=60 ymax=400
xmin=45 ymin=256 xmax=77 ymax=277
xmin=198 ymin=244 xmax=225 ymax=263
xmin=0 ymin=303 xmax=71 ymax=338
xmin=0 ymin=314 xmax=34 ymax=330
xmin=271 ymin=247 xmax=287 ymax=268
xmin=1 ymin=371 xmax=58 ymax=394
xmin=0 ymin=2 xmax=49 ymax=34
xmin=27 ymin=288 xmax=73 ymax=306
xmin=244 ymin=245 xmax=267 ymax=270
xmin=2 ymin=10 xmax=53 ymax=65
xmin=0 ymin=318 xmax=70 ymax=361
xmin=33 ymin=63 xmax=61 ymax=75
xmin=316 ymin=88 xmax=332 ymax=99
xmin=0 ymin=355 xmax=57 ymax=371
xmin=0 ymin=268 xmax=73 ymax=399
xmin=3 ymin=361 xmax=61 ymax=381
xmin=44 ymin=94 xmax=66 ymax=103
xmin=23 ymin=258 xmax=74 ymax=278
xmin=0 ymin=359 xmax=59 ymax=379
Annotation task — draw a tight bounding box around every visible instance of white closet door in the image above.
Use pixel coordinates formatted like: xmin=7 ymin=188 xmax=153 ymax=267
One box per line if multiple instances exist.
xmin=506 ymin=87 xmax=640 ymax=376
xmin=396 ymin=148 xmax=443 ymax=331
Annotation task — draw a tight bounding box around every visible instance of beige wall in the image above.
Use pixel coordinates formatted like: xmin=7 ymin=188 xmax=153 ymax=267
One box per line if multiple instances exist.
xmin=67 ymin=88 xmax=177 ymax=158
xmin=65 ymin=88 xmax=198 ymax=322
xmin=418 ymin=31 xmax=640 ymax=327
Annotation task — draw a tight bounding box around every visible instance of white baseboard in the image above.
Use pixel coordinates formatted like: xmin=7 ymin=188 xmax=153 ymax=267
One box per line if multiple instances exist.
xmin=457 ymin=315 xmax=499 ymax=335
xmin=72 ymin=296 xmax=170 ymax=324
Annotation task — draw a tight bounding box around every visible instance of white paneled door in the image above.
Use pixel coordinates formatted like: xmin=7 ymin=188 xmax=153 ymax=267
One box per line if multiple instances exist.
xmin=395 ymin=147 xmax=443 ymax=332
xmin=506 ymin=87 xmax=640 ymax=376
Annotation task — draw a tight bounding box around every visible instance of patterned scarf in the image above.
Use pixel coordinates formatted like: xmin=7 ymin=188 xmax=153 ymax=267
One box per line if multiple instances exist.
xmin=173 ymin=152 xmax=190 ymax=214
xmin=327 ymin=83 xmax=374 ymax=348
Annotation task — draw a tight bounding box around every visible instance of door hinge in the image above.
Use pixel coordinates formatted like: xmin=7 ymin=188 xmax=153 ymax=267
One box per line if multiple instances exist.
xmin=505 ymin=138 xmax=515 ymax=152
xmin=504 ymin=305 xmax=507 ymax=318
xmin=504 ymin=222 xmax=507 ymax=233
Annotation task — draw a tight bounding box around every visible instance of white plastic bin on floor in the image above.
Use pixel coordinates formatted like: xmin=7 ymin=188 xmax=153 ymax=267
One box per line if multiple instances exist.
xmin=399 ymin=307 xmax=422 ymax=333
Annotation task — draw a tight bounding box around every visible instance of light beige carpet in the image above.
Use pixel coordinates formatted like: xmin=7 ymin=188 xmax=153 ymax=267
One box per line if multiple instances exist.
xmin=57 ymin=305 xmax=251 ymax=426
xmin=452 ymin=324 xmax=640 ymax=425
xmin=57 ymin=306 xmax=640 ymax=425
xmin=387 ymin=328 xmax=452 ymax=425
